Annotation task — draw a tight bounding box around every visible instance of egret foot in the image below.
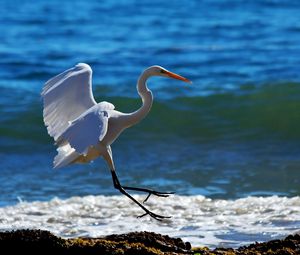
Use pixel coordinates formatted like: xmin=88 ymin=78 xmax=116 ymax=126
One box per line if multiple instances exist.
xmin=111 ymin=170 xmax=172 ymax=221
xmin=137 ymin=211 xmax=171 ymax=221
xmin=122 ymin=186 xmax=174 ymax=203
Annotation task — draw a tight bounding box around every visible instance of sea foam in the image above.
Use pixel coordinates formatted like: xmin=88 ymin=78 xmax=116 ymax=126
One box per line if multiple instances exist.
xmin=0 ymin=195 xmax=299 ymax=248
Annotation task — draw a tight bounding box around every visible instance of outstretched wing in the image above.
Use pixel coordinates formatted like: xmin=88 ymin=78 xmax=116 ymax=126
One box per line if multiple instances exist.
xmin=41 ymin=63 xmax=96 ymax=141
xmin=57 ymin=105 xmax=110 ymax=155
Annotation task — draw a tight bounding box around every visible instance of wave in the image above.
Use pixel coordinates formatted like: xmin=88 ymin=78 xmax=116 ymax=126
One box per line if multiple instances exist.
xmin=0 ymin=194 xmax=299 ymax=248
xmin=1 ymin=82 xmax=300 ymax=152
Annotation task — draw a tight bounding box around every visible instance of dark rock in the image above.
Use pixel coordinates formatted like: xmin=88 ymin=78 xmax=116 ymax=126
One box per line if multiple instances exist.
xmin=0 ymin=229 xmax=192 ymax=254
xmin=193 ymin=234 xmax=300 ymax=255
xmin=103 ymin=231 xmax=191 ymax=253
xmin=1 ymin=229 xmax=299 ymax=255
xmin=236 ymin=234 xmax=300 ymax=255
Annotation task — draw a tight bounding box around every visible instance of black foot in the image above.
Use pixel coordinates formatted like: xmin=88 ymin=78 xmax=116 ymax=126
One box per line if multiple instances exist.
xmin=111 ymin=170 xmax=173 ymax=221
xmin=143 ymin=191 xmax=175 ymax=203
xmin=122 ymin=186 xmax=175 ymax=203
xmin=137 ymin=211 xmax=172 ymax=221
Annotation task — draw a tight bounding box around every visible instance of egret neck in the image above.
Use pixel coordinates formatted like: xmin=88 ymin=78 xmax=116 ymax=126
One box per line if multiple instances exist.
xmin=125 ymin=68 xmax=153 ymax=127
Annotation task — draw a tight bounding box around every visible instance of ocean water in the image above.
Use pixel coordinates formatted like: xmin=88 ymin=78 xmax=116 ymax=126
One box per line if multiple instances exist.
xmin=0 ymin=0 xmax=300 ymax=248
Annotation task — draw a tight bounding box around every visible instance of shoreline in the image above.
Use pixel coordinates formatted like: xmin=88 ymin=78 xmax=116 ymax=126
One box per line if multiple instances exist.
xmin=0 ymin=229 xmax=299 ymax=254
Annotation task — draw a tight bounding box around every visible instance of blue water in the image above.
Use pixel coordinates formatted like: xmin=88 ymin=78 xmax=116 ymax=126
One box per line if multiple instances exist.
xmin=0 ymin=0 xmax=300 ymax=207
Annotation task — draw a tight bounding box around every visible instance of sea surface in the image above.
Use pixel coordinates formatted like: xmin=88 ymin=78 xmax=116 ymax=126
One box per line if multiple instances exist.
xmin=0 ymin=0 xmax=300 ymax=248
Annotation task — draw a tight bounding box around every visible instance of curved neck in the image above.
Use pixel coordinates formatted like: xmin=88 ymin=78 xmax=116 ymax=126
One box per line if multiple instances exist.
xmin=125 ymin=70 xmax=153 ymax=127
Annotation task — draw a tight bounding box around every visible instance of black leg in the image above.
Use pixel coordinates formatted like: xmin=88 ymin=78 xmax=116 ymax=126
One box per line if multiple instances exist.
xmin=111 ymin=170 xmax=171 ymax=220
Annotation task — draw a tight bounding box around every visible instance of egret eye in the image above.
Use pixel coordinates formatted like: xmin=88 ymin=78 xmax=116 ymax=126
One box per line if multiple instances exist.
xmin=160 ymin=69 xmax=166 ymax=74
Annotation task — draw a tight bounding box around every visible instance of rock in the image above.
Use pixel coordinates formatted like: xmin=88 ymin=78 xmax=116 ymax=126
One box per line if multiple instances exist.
xmin=0 ymin=229 xmax=192 ymax=254
xmin=193 ymin=234 xmax=300 ymax=255
xmin=1 ymin=229 xmax=299 ymax=254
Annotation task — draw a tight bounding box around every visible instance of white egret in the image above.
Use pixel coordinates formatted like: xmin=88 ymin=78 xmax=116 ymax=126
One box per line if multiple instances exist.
xmin=42 ymin=63 xmax=191 ymax=220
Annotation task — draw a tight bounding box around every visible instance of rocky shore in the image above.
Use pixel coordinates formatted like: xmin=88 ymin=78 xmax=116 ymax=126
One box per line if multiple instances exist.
xmin=0 ymin=229 xmax=299 ymax=254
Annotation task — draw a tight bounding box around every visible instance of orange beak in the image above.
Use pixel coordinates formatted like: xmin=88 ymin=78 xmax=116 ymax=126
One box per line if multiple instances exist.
xmin=165 ymin=70 xmax=192 ymax=84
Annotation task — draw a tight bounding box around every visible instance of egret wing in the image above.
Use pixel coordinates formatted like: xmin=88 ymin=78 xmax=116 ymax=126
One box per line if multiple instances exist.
xmin=41 ymin=63 xmax=97 ymax=141
xmin=58 ymin=106 xmax=109 ymax=155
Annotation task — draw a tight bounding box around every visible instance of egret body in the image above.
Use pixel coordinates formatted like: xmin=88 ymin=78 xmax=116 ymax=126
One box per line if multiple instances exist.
xmin=42 ymin=64 xmax=190 ymax=220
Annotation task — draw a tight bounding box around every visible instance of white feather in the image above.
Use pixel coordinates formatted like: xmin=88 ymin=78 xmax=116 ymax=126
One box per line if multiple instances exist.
xmin=42 ymin=63 xmax=97 ymax=141
xmin=58 ymin=105 xmax=110 ymax=155
xmin=42 ymin=63 xmax=115 ymax=167
xmin=53 ymin=143 xmax=79 ymax=169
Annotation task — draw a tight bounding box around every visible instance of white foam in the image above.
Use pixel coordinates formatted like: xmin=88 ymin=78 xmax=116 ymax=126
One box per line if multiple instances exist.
xmin=0 ymin=195 xmax=299 ymax=248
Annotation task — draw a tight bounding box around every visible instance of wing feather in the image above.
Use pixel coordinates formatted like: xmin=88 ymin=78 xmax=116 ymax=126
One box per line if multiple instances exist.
xmin=42 ymin=63 xmax=97 ymax=141
xmin=58 ymin=106 xmax=109 ymax=155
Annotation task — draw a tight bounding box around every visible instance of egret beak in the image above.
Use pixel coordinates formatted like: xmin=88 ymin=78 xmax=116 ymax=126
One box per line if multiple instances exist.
xmin=165 ymin=70 xmax=192 ymax=84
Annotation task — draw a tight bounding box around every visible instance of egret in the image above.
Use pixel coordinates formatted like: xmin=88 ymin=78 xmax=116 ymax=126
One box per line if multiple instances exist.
xmin=42 ymin=63 xmax=191 ymax=220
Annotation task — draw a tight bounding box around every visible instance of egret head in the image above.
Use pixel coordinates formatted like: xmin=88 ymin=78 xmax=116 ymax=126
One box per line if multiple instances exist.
xmin=147 ymin=65 xmax=191 ymax=84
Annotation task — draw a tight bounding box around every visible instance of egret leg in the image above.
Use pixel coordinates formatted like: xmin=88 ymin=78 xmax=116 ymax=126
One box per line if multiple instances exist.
xmin=111 ymin=170 xmax=171 ymax=220
xmin=104 ymin=145 xmax=173 ymax=203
